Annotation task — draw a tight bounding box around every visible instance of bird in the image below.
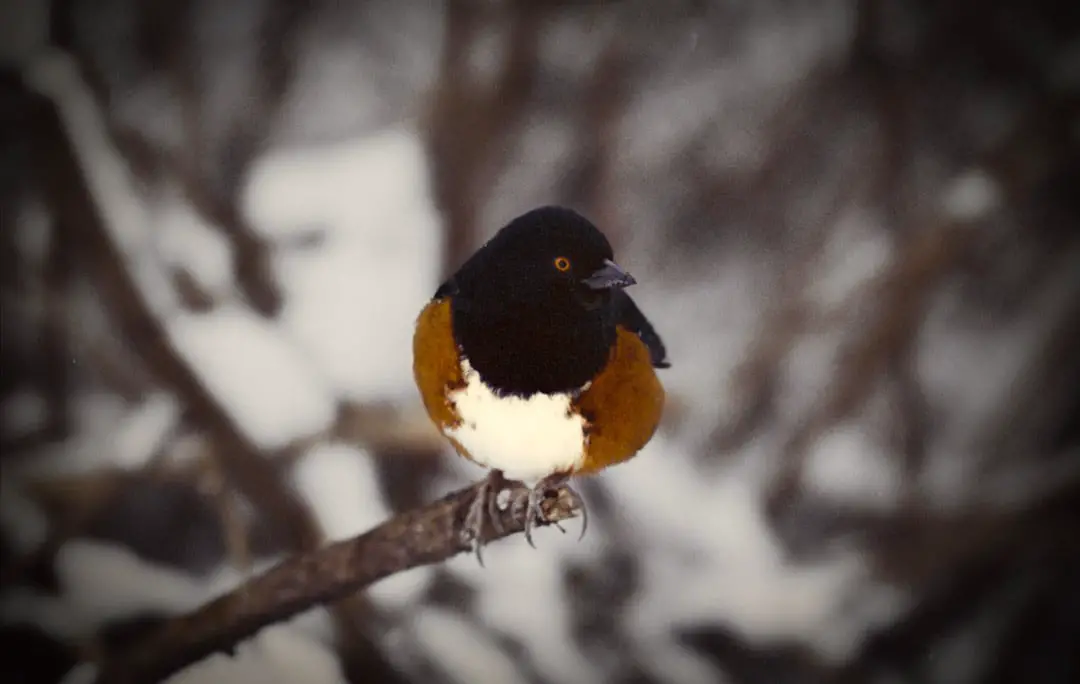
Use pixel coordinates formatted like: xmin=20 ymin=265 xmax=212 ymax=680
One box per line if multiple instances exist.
xmin=412 ymin=205 xmax=669 ymax=559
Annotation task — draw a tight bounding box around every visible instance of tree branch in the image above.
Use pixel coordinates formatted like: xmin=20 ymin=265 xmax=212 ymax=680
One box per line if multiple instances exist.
xmin=93 ymin=480 xmax=581 ymax=684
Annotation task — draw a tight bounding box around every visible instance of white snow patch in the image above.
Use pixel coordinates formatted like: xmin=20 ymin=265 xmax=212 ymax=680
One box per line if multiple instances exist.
xmin=163 ymin=622 xmax=346 ymax=684
xmin=3 ymin=391 xmax=179 ymax=480
xmin=273 ymin=226 xmax=436 ymax=403
xmin=6 ymin=538 xmax=332 ymax=647
xmin=627 ymin=261 xmax=769 ymax=445
xmin=632 ymin=546 xmax=869 ymax=660
xmin=107 ymin=392 xmax=181 ymax=469
xmin=292 ymin=443 xmax=389 ymax=541
xmin=167 ymin=305 xmax=336 ymax=449
xmin=243 ymin=128 xmax=441 ymax=403
xmin=54 ymin=540 xmax=214 ymax=632
xmin=941 ymin=169 xmax=1000 ymax=221
xmin=242 ymin=127 xmax=438 ymax=243
xmin=292 ymin=443 xmax=436 ymax=609
xmin=411 ymin=607 xmax=529 ymax=684
xmin=154 ymin=192 xmax=235 ymax=298
xmin=444 ymin=540 xmax=603 ymax=684
xmin=605 ymin=435 xmax=884 ymax=659
xmin=86 ymin=620 xmax=348 ymax=684
xmin=605 ymin=435 xmax=776 ymax=561
xmin=367 ymin=565 xmax=437 ymax=613
xmin=632 ymin=639 xmax=722 ymax=684
xmin=803 ymin=426 xmax=902 ymax=509
xmin=810 ymin=207 xmax=892 ymax=309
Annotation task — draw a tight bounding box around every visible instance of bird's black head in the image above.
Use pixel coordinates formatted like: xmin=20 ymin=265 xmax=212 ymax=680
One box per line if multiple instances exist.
xmin=442 ymin=206 xmax=637 ymax=396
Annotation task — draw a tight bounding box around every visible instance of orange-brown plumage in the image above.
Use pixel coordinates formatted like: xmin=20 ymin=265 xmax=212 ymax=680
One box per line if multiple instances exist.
xmin=412 ymin=298 xmax=463 ymax=431
xmin=412 ymin=298 xmax=472 ymax=460
xmin=573 ymin=327 xmax=665 ymax=474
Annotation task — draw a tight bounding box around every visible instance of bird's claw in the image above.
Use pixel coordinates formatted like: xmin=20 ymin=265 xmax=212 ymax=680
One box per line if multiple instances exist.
xmin=465 ymin=472 xmax=589 ymax=563
xmin=522 ymin=474 xmax=588 ymax=547
xmin=462 ymin=470 xmax=509 ymax=566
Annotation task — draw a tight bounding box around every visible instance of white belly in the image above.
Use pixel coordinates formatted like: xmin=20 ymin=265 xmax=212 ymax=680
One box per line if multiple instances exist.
xmin=444 ymin=360 xmax=587 ymax=481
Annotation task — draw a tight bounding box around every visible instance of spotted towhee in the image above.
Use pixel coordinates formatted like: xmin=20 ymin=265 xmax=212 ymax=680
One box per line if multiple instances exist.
xmin=413 ymin=206 xmax=669 ymax=556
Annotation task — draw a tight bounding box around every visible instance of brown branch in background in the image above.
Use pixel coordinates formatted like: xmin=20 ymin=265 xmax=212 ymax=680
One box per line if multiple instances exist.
xmin=764 ymin=220 xmax=974 ymax=520
xmin=28 ymin=65 xmax=408 ymax=670
xmin=427 ymin=0 xmax=546 ymax=276
xmin=858 ymin=0 xmax=931 ymax=480
xmin=39 ymin=204 xmax=75 ymax=440
xmin=708 ymin=254 xmax=816 ymax=455
xmin=764 ymin=82 xmax=1079 ymax=522
xmin=976 ymin=275 xmax=1080 ymax=473
xmin=31 ymin=83 xmax=319 ymax=554
xmin=707 ymin=90 xmax=879 ymax=458
xmin=52 ymin=0 xmax=308 ymax=317
xmin=93 ymin=480 xmax=581 ymax=684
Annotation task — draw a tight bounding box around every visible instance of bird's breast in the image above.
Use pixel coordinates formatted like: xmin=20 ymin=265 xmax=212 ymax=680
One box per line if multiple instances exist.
xmin=444 ymin=359 xmax=588 ymax=481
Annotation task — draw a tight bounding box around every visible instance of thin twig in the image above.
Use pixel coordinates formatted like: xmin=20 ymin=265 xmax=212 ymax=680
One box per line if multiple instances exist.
xmin=93 ymin=480 xmax=582 ymax=684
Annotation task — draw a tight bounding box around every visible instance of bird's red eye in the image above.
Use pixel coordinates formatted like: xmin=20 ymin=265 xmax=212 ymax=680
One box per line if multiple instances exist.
xmin=553 ymin=256 xmax=571 ymax=272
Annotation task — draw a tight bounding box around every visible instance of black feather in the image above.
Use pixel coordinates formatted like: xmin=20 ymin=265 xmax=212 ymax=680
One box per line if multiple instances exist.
xmin=612 ymin=289 xmax=670 ymax=369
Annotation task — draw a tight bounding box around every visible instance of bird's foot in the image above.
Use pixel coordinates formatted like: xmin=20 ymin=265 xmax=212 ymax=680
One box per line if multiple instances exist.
xmin=520 ymin=473 xmax=588 ymax=548
xmin=462 ymin=469 xmax=510 ymax=566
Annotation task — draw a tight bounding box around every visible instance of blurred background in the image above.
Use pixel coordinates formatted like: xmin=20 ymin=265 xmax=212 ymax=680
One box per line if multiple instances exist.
xmin=2 ymin=1 xmax=1078 ymax=683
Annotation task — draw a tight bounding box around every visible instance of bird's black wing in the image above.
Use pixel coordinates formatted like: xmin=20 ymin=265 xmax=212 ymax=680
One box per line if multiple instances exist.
xmin=434 ymin=277 xmax=458 ymax=299
xmin=612 ymin=289 xmax=670 ymax=368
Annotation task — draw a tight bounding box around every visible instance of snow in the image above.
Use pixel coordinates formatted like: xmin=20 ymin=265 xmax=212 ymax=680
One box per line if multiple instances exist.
xmin=59 ymin=617 xmax=346 ymax=684
xmin=102 ymin=392 xmax=180 ymax=469
xmin=1 ymin=391 xmax=179 ymax=481
xmin=605 ymin=435 xmax=899 ymax=660
xmin=445 ymin=541 xmax=606 ymax=684
xmin=293 ymin=443 xmax=437 ymax=609
xmin=56 ymin=540 xmax=214 ymax=631
xmin=810 ymin=206 xmax=893 ymax=309
xmin=627 ymin=262 xmax=768 ymax=445
xmin=154 ymin=192 xmax=236 ymax=299
xmin=410 ymin=607 xmax=530 ymax=684
xmin=2 ymin=539 xmax=220 ymax=641
xmin=243 ymin=129 xmax=442 ymax=403
xmin=803 ymin=426 xmax=903 ymax=509
xmin=941 ymin=169 xmax=1000 ymax=221
xmin=166 ymin=305 xmax=337 ymax=449
xmin=8 ymin=537 xmax=339 ymax=684
xmin=292 ymin=443 xmax=391 ymax=542
xmin=163 ymin=621 xmax=345 ymax=684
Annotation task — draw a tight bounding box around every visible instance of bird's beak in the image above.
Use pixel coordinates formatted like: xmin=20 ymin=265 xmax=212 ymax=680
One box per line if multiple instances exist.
xmin=583 ymin=259 xmax=637 ymax=290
